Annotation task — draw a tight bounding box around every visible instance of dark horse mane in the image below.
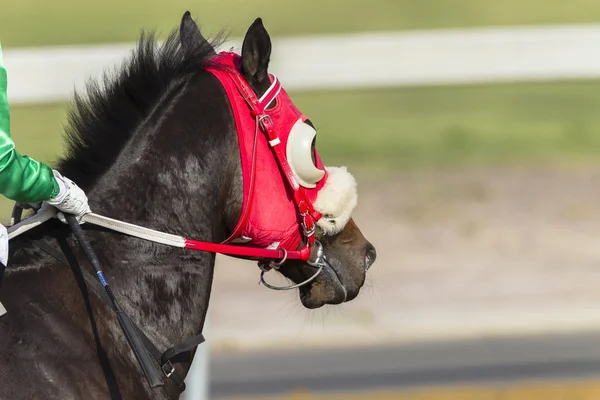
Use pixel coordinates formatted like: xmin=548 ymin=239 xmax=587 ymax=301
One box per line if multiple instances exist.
xmin=56 ymin=26 xmax=226 ymax=190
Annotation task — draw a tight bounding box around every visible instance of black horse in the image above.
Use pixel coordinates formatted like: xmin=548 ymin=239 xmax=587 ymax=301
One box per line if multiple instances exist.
xmin=0 ymin=12 xmax=376 ymax=400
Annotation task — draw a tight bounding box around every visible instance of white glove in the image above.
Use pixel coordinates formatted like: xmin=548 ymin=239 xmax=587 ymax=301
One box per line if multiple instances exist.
xmin=46 ymin=170 xmax=91 ymax=221
xmin=0 ymin=223 xmax=7 ymax=267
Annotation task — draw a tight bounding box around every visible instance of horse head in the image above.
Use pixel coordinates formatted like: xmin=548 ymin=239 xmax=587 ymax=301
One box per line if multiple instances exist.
xmin=181 ymin=14 xmax=377 ymax=309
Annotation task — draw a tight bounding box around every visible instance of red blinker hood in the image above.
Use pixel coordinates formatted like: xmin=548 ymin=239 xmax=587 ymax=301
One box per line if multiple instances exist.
xmin=205 ymin=52 xmax=328 ymax=253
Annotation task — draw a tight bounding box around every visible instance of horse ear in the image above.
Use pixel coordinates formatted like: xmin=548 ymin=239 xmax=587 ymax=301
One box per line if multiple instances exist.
xmin=180 ymin=11 xmax=214 ymax=54
xmin=241 ymin=18 xmax=271 ymax=85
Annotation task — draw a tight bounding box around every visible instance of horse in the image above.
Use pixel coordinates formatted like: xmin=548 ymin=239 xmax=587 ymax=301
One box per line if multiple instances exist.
xmin=0 ymin=11 xmax=377 ymax=399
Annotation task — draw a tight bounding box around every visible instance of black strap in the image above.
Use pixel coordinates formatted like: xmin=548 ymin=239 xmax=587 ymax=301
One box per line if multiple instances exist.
xmin=135 ymin=327 xmax=204 ymax=391
xmin=30 ymin=237 xmax=201 ymax=393
xmin=161 ymin=334 xmax=205 ymax=366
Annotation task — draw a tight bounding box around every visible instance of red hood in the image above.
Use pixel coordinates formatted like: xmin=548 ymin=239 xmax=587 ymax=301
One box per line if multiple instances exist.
xmin=205 ymin=52 xmax=328 ymax=251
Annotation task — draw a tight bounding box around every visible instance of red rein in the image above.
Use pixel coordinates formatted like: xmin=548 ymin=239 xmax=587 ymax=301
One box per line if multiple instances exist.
xmin=184 ymin=238 xmax=311 ymax=261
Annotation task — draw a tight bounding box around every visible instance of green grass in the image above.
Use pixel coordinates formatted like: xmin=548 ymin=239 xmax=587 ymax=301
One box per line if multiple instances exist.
xmin=292 ymin=80 xmax=600 ymax=172
xmin=1 ymin=0 xmax=600 ymax=48
xmin=9 ymin=79 xmax=600 ymax=171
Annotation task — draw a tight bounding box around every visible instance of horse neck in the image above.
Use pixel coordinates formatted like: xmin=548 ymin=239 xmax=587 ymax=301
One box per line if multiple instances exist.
xmin=77 ymin=70 xmax=242 ymax=360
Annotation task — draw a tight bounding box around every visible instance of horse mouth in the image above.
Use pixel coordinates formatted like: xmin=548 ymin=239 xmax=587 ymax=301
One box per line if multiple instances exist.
xmin=298 ymin=257 xmax=358 ymax=309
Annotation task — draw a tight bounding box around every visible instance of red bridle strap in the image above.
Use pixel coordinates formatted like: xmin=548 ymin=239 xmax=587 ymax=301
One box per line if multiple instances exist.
xmin=184 ymin=238 xmax=311 ymax=261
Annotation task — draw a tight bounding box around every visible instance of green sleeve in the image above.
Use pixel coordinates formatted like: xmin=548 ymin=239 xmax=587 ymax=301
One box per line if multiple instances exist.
xmin=0 ymin=46 xmax=59 ymax=202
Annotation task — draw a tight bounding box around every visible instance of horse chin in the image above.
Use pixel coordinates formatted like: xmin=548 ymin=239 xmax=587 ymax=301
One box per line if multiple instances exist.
xmin=298 ymin=264 xmax=345 ymax=309
xmin=297 ymin=257 xmax=364 ymax=309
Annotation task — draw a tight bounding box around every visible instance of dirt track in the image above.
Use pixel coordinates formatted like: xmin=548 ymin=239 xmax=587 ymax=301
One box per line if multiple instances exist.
xmin=207 ymin=167 xmax=600 ymax=354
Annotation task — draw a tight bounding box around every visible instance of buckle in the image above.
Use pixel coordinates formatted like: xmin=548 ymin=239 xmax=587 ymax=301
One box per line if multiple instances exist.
xmin=302 ymin=221 xmax=316 ymax=237
xmin=161 ymin=361 xmax=175 ymax=378
xmin=307 ymin=241 xmax=325 ymax=267
xmin=258 ymin=114 xmax=273 ymax=131
xmin=301 ymin=213 xmax=316 ymax=237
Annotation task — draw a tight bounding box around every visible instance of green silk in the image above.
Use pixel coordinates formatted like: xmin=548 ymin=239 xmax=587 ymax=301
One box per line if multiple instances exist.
xmin=0 ymin=45 xmax=59 ymax=202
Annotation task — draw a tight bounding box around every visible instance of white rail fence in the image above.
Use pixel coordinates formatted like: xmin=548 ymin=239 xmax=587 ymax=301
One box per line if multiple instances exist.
xmin=4 ymin=24 xmax=600 ymax=105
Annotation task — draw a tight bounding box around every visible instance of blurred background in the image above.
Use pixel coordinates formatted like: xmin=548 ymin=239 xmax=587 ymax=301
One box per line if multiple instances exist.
xmin=5 ymin=1 xmax=600 ymax=399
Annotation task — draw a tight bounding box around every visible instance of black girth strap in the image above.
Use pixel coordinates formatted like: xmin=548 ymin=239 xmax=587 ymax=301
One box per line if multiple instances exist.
xmin=30 ymin=237 xmax=205 ymax=393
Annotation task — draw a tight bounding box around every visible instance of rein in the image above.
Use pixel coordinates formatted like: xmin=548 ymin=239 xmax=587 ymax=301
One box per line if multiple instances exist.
xmin=9 ymin=206 xmax=321 ymax=265
xmin=9 ymin=204 xmax=203 ymax=392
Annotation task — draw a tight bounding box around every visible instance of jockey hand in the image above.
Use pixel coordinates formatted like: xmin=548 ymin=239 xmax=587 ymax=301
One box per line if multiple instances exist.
xmin=45 ymin=170 xmax=91 ymax=222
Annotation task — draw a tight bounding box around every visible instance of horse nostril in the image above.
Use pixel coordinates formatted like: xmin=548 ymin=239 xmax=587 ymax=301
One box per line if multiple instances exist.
xmin=364 ymin=244 xmax=377 ymax=270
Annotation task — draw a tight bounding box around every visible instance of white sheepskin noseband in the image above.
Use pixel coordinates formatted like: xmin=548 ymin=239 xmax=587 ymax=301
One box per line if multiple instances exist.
xmin=312 ymin=166 xmax=358 ymax=235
